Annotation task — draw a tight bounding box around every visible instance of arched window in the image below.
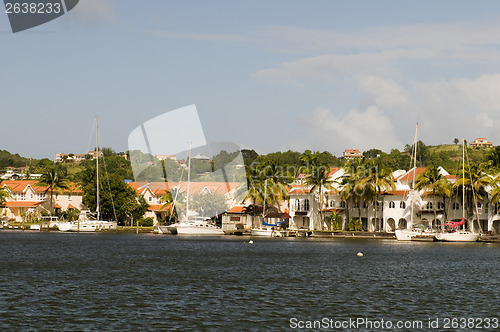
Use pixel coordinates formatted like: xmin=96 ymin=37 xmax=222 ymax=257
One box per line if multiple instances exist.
xmin=452 ymin=202 xmax=460 ymax=210
xmin=426 ymin=202 xmax=433 ymax=210
xmin=304 ymin=199 xmax=310 ymax=211
xmin=329 ymin=200 xmax=335 ymax=208
xmin=437 ymin=202 xmax=445 ymax=210
xmin=295 ymin=199 xmax=300 ymax=211
xmin=340 ymin=201 xmax=346 ymax=208
xmin=400 ymin=201 xmax=406 ymax=209
xmin=389 ymin=201 xmax=395 ymax=208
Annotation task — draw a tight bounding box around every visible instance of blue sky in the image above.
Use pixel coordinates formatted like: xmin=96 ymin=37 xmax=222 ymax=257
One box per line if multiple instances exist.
xmin=2 ymin=1 xmax=500 ymax=159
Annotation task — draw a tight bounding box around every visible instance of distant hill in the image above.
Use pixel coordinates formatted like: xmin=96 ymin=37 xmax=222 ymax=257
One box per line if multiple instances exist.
xmin=0 ymin=150 xmax=30 ymax=170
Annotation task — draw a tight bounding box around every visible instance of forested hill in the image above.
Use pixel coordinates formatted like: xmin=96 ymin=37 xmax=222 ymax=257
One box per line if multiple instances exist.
xmin=1 ymin=143 xmax=499 ymax=179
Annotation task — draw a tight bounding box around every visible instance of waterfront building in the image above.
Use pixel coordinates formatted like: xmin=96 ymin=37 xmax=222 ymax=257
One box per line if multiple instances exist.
xmin=0 ymin=180 xmax=84 ymax=223
xmin=129 ymin=181 xmax=241 ymax=226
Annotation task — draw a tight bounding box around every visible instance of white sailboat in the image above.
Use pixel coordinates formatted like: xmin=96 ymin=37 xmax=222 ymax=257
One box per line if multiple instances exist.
xmin=158 ymin=143 xmax=224 ymax=236
xmin=435 ymin=139 xmax=479 ymax=242
xmin=250 ymin=179 xmax=282 ymax=237
xmin=58 ymin=117 xmax=117 ymax=232
xmin=395 ymin=123 xmax=436 ymax=241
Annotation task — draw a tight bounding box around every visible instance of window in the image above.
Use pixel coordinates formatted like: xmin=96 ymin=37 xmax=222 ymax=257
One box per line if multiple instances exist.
xmin=18 ymin=193 xmax=26 ymax=201
xmin=148 ymin=196 xmax=153 ymax=202
xmin=363 ymin=201 xmax=368 ymax=208
xmin=437 ymin=202 xmax=445 ymax=210
xmin=295 ymin=199 xmax=300 ymax=211
xmin=68 ymin=193 xmax=72 ymax=201
xmin=304 ymin=199 xmax=310 ymax=211
xmin=329 ymin=200 xmax=335 ymax=208
xmin=389 ymin=201 xmax=395 ymax=208
xmin=340 ymin=201 xmax=346 ymax=208
xmin=37 ymin=193 xmax=45 ymax=201
xmin=400 ymin=201 xmax=406 ymax=209
xmin=452 ymin=202 xmax=460 ymax=210
xmin=375 ymin=201 xmax=380 ymax=211
xmin=426 ymin=202 xmax=433 ymax=210
xmin=485 ymin=203 xmax=489 ymax=213
xmin=354 ymin=202 xmax=359 ymax=208
xmin=29 ymin=193 xmax=34 ymax=199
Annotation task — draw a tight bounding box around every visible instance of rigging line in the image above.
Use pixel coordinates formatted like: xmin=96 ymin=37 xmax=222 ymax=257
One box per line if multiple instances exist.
xmin=465 ymin=143 xmax=482 ymax=232
xmin=100 ymin=153 xmax=118 ymax=222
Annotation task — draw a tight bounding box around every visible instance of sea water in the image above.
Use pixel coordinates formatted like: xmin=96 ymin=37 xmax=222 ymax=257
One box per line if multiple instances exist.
xmin=0 ymin=232 xmax=498 ymax=331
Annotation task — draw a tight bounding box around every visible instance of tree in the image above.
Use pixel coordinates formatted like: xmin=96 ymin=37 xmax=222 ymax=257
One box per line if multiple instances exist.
xmin=82 ymin=172 xmax=147 ymax=224
xmin=35 ymin=165 xmax=70 ymax=215
xmin=487 ymin=146 xmax=500 ymax=169
xmin=454 ymin=138 xmax=459 ymax=145
xmin=360 ymin=160 xmax=395 ymax=231
xmin=339 ymin=158 xmax=365 ymax=230
xmin=455 ymin=161 xmax=491 ymax=232
xmin=300 ymin=151 xmax=333 ymax=230
xmin=0 ymin=187 xmax=11 ymax=208
xmin=415 ymin=165 xmax=452 ymax=226
xmin=190 ymin=191 xmax=228 ymax=219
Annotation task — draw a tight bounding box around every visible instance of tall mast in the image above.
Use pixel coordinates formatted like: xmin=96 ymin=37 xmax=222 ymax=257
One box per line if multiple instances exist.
xmin=96 ymin=116 xmax=100 ymax=221
xmin=262 ymin=179 xmax=267 ymax=224
xmin=462 ymin=138 xmax=465 ymax=229
xmin=410 ymin=123 xmax=418 ymax=226
xmin=185 ymin=142 xmax=192 ymax=221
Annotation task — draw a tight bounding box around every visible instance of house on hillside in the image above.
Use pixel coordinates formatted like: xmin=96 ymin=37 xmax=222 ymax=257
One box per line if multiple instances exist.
xmin=470 ymin=138 xmax=493 ymax=148
xmin=343 ymin=149 xmax=363 ymax=160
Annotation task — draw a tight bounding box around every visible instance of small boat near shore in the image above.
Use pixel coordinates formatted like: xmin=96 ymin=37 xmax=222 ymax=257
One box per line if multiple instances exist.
xmin=159 ymin=219 xmax=224 ymax=235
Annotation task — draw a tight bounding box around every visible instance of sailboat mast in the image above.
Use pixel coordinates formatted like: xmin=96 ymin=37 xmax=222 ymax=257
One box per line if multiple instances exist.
xmin=262 ymin=179 xmax=267 ymax=220
xmin=462 ymin=138 xmax=465 ymax=229
xmin=96 ymin=117 xmax=100 ymax=221
xmin=185 ymin=143 xmax=192 ymax=221
xmin=410 ymin=123 xmax=418 ymax=226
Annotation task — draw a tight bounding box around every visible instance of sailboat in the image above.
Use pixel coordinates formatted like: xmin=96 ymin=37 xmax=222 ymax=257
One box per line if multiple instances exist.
xmin=395 ymin=123 xmax=436 ymax=241
xmin=435 ymin=139 xmax=479 ymax=242
xmin=158 ymin=143 xmax=224 ymax=235
xmin=58 ymin=117 xmax=117 ymax=232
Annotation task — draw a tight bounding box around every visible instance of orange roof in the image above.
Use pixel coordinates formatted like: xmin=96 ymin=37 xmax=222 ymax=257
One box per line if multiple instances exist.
xmin=227 ymin=205 xmax=246 ymax=213
xmin=4 ymin=201 xmax=44 ymax=207
xmin=130 ymin=181 xmax=241 ymax=196
xmin=289 ymin=187 xmax=311 ymax=195
xmin=0 ymin=180 xmax=82 ymax=194
xmin=148 ymin=204 xmax=169 ymax=211
xmin=54 ymin=204 xmax=62 ymax=209
xmin=328 ymin=167 xmax=342 ymax=176
xmin=67 ymin=204 xmax=75 ymax=209
xmin=396 ymin=167 xmax=426 ymax=181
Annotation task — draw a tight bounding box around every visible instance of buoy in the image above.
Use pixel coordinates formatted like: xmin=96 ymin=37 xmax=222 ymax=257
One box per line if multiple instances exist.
xmin=357 ymin=252 xmax=363 ymax=257
xmin=249 ymin=240 xmax=254 ymax=244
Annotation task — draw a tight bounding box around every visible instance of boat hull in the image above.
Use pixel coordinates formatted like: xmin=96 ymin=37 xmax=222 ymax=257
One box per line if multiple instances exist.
xmin=250 ymin=227 xmax=282 ymax=237
xmin=395 ymin=229 xmax=436 ymax=241
xmin=435 ymin=232 xmax=479 ymax=242
xmin=160 ymin=222 xmax=224 ymax=235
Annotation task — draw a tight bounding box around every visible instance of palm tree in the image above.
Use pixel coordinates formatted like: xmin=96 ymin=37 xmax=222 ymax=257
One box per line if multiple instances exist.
xmin=339 ymin=158 xmax=364 ymax=230
xmin=0 ymin=187 xmax=11 ymax=208
xmin=160 ymin=189 xmax=177 ymax=223
xmin=456 ymin=161 xmax=491 ymax=233
xmin=35 ymin=165 xmax=70 ymax=215
xmin=415 ymin=165 xmax=452 ymax=227
xmin=299 ymin=151 xmax=333 ymax=230
xmin=360 ymin=160 xmax=395 ymax=231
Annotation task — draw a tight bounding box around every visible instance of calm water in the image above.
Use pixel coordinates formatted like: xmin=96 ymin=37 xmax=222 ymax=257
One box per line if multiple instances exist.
xmin=0 ymin=232 xmax=498 ymax=331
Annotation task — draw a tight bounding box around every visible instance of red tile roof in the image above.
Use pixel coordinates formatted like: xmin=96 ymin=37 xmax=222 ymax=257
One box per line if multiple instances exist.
xmin=396 ymin=167 xmax=426 ymax=181
xmin=130 ymin=181 xmax=241 ymax=196
xmin=0 ymin=180 xmax=82 ymax=193
xmin=4 ymin=201 xmax=44 ymax=207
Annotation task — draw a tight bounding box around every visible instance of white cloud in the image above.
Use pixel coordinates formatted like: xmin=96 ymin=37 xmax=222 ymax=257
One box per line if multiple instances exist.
xmin=356 ymin=75 xmax=410 ymax=110
xmin=297 ymin=106 xmax=402 ymax=154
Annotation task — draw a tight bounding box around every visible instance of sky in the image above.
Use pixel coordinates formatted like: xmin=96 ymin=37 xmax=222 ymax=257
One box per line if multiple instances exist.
xmin=2 ymin=0 xmax=500 ymax=159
